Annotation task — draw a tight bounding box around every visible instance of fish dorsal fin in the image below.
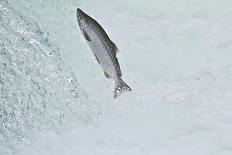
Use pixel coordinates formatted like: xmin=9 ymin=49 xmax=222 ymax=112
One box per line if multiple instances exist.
xmin=111 ymin=41 xmax=119 ymax=55
xmin=83 ymin=31 xmax=91 ymax=41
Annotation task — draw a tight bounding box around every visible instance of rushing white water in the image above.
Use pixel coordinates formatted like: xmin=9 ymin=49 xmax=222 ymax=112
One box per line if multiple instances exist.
xmin=1 ymin=0 xmax=232 ymax=154
xmin=0 ymin=1 xmax=100 ymax=154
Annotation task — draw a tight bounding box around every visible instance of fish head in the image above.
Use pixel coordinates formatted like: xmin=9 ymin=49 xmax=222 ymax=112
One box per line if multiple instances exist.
xmin=76 ymin=8 xmax=89 ymax=31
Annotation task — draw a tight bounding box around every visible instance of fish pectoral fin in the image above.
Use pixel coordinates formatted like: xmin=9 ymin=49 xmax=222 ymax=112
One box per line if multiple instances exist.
xmin=83 ymin=31 xmax=91 ymax=41
xmin=111 ymin=41 xmax=119 ymax=55
xmin=104 ymin=71 xmax=110 ymax=78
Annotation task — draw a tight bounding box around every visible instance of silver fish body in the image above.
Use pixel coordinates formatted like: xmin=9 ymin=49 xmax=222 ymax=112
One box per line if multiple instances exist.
xmin=76 ymin=8 xmax=132 ymax=98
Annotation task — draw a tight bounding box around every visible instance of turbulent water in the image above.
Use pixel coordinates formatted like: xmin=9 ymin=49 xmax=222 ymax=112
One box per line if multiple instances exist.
xmin=0 ymin=1 xmax=100 ymax=153
xmin=1 ymin=0 xmax=232 ymax=154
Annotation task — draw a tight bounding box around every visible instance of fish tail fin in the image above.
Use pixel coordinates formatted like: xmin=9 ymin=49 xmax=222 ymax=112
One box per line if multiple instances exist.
xmin=114 ymin=79 xmax=132 ymax=99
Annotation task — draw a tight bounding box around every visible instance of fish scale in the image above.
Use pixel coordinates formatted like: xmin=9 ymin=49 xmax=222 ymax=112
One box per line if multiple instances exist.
xmin=76 ymin=8 xmax=132 ymax=98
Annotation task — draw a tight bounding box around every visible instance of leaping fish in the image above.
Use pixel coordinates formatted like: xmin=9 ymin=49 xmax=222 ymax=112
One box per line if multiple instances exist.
xmin=76 ymin=8 xmax=132 ymax=98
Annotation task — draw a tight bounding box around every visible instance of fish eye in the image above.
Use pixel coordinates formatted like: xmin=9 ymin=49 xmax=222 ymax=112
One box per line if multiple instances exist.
xmin=79 ymin=16 xmax=82 ymax=20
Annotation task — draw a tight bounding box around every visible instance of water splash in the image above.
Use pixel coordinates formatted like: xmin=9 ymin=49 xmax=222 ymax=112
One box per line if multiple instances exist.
xmin=0 ymin=1 xmax=100 ymax=153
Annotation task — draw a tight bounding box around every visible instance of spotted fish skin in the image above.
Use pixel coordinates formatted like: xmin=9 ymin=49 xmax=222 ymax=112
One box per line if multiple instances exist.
xmin=76 ymin=8 xmax=132 ymax=98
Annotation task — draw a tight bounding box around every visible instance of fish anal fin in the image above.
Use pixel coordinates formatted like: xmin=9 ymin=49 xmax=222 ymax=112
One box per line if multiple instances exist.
xmin=104 ymin=71 xmax=110 ymax=78
xmin=83 ymin=31 xmax=91 ymax=41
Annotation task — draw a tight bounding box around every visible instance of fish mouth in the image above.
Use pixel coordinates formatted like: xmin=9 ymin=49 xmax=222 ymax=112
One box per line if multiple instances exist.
xmin=76 ymin=8 xmax=81 ymax=17
xmin=76 ymin=8 xmax=89 ymax=29
xmin=76 ymin=8 xmax=82 ymax=24
xmin=76 ymin=8 xmax=84 ymax=17
xmin=77 ymin=8 xmax=81 ymax=13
